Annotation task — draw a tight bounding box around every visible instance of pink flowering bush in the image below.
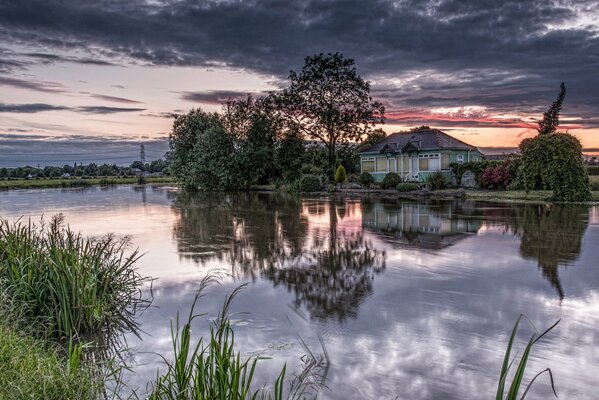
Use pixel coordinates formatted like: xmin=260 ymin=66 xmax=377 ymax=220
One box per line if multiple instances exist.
xmin=481 ymin=160 xmax=512 ymax=189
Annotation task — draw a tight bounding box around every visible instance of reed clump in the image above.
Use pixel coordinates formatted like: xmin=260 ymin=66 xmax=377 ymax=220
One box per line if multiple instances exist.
xmin=0 ymin=215 xmax=151 ymax=341
xmin=148 ymin=276 xmax=326 ymax=400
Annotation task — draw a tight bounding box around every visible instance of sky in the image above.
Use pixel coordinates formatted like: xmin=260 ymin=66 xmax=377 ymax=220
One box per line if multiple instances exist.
xmin=1 ymin=0 xmax=599 ymax=166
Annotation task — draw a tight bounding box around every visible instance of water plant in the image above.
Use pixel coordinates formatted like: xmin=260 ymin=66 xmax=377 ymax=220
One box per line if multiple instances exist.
xmin=496 ymin=315 xmax=560 ymax=400
xmin=0 ymin=215 xmax=151 ymax=342
xmin=148 ymin=275 xmax=325 ymax=400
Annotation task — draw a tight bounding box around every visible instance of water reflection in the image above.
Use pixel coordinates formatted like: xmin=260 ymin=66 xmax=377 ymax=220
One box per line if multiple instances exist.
xmin=483 ymin=204 xmax=589 ymax=300
xmin=362 ymin=200 xmax=482 ymax=249
xmin=2 ymin=187 xmax=599 ymax=399
xmin=172 ymin=192 xmax=386 ymax=321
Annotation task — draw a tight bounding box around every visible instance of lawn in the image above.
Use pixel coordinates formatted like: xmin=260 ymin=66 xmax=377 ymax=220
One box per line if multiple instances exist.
xmin=465 ymin=189 xmax=599 ymax=203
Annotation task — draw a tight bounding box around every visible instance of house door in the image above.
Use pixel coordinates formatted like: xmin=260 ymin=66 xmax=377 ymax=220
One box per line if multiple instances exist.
xmin=411 ymin=156 xmax=419 ymax=180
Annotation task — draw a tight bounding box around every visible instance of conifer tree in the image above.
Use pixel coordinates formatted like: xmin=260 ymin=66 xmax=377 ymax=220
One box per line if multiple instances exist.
xmin=537 ymin=82 xmax=566 ymax=135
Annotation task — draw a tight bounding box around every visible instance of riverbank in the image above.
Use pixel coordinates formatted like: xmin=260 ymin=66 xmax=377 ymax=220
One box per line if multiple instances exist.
xmin=0 ymin=176 xmax=175 ymax=189
xmin=464 ymin=189 xmax=598 ymax=203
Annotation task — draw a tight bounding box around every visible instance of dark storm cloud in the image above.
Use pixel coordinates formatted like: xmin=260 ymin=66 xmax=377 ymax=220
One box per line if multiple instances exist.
xmin=0 ymin=102 xmax=145 ymax=114
xmin=0 ymin=0 xmax=598 ymax=125
xmin=180 ymin=90 xmax=256 ymax=105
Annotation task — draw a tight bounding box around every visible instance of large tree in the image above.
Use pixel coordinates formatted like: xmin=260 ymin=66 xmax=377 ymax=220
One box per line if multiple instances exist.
xmin=274 ymin=53 xmax=385 ymax=173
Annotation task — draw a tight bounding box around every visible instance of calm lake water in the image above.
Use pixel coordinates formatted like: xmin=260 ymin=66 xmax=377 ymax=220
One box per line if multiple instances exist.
xmin=1 ymin=185 xmax=598 ymax=399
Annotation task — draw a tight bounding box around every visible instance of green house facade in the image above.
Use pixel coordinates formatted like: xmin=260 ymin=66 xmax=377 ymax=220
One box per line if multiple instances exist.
xmin=359 ymin=127 xmax=484 ymax=183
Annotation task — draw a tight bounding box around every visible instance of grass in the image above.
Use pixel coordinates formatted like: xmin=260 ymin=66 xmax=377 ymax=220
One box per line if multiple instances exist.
xmin=465 ymin=189 xmax=599 ymax=203
xmin=0 ymin=176 xmax=175 ymax=190
xmin=0 ymin=215 xmax=151 ymax=342
xmin=496 ymin=315 xmax=560 ymax=400
xmin=0 ymin=323 xmax=100 ymax=400
xmin=148 ymin=275 xmax=324 ymax=400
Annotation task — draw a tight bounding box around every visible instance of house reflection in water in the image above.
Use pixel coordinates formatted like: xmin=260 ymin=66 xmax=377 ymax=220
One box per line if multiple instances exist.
xmin=362 ymin=201 xmax=482 ymax=249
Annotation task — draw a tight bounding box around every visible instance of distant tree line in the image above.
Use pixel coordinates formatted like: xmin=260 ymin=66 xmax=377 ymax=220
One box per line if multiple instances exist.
xmin=169 ymin=52 xmax=386 ymax=191
xmin=0 ymin=158 xmax=169 ymax=179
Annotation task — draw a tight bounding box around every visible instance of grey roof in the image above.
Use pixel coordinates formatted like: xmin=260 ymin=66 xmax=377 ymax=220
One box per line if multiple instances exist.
xmin=360 ymin=128 xmax=478 ymax=154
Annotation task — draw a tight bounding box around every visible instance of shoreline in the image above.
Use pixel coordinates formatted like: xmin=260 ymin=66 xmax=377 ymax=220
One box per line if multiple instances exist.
xmin=0 ymin=176 xmax=175 ymax=190
xmin=2 ymin=179 xmax=598 ymax=204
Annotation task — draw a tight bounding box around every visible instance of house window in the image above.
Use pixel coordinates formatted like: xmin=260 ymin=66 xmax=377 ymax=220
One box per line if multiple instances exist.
xmin=362 ymin=157 xmax=375 ymax=172
xmin=441 ymin=154 xmax=450 ymax=169
xmin=376 ymin=157 xmax=388 ymax=172
xmin=457 ymin=154 xmax=464 ymax=164
xmin=418 ymin=154 xmax=441 ymax=171
xmin=388 ymin=158 xmax=397 ymax=172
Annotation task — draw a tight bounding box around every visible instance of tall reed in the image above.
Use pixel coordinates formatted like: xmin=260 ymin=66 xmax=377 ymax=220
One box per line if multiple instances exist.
xmin=148 ymin=275 xmax=325 ymax=400
xmin=496 ymin=315 xmax=560 ymax=400
xmin=0 ymin=215 xmax=151 ymax=342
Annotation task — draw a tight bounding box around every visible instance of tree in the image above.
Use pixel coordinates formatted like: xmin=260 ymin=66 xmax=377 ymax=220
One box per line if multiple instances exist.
xmin=274 ymin=53 xmax=385 ymax=174
xmin=275 ymin=130 xmax=305 ymax=181
xmin=129 ymin=161 xmax=145 ymax=171
xmin=222 ymin=95 xmax=280 ymax=185
xmin=537 ymin=82 xmax=566 ymax=135
xmin=169 ymin=109 xmax=222 ymax=188
xmin=359 ymin=128 xmax=387 ymax=150
xmin=518 ymin=82 xmax=590 ymax=201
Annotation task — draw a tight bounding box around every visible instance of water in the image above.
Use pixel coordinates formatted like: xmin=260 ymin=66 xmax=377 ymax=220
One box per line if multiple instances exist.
xmin=1 ymin=185 xmax=598 ymax=399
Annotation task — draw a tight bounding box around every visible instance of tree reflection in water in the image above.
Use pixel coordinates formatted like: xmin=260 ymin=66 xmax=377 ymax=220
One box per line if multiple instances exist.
xmin=171 ymin=191 xmax=590 ymax=310
xmin=171 ymin=191 xmax=386 ymax=321
xmin=485 ymin=203 xmax=590 ymax=300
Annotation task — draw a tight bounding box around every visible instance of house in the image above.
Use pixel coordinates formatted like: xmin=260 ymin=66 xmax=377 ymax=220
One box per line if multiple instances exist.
xmin=359 ymin=127 xmax=484 ymax=183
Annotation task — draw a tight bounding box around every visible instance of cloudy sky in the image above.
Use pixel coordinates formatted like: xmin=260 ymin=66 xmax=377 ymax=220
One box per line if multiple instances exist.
xmin=1 ymin=0 xmax=598 ymax=165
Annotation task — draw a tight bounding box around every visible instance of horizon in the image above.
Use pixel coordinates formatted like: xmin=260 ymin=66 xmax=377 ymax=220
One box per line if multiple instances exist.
xmin=1 ymin=1 xmax=599 ymax=163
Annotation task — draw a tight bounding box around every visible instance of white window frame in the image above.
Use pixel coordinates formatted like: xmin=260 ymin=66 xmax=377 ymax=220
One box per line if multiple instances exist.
xmin=361 ymin=157 xmax=375 ymax=173
xmin=417 ymin=153 xmax=441 ymax=172
xmin=457 ymin=154 xmax=465 ymax=164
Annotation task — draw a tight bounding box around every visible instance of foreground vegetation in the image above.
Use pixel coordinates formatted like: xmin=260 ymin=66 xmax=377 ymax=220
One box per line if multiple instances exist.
xmin=0 ymin=216 xmax=151 ymax=399
xmin=149 ymin=276 xmax=324 ymax=400
xmin=0 ymin=322 xmax=100 ymax=400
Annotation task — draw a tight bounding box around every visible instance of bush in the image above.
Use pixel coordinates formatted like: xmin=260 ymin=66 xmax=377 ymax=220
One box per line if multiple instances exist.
xmin=519 ymin=133 xmax=590 ymax=201
xmin=300 ymin=174 xmax=321 ymax=192
xmin=587 ymin=165 xmax=599 ymax=176
xmin=381 ymin=172 xmax=401 ymax=189
xmin=348 ymin=173 xmax=360 ymax=183
xmin=426 ymin=171 xmax=448 ymax=190
xmin=334 ymin=165 xmax=348 ymax=184
xmin=590 ymin=179 xmax=599 ymax=191
xmin=359 ymin=171 xmax=374 ymax=187
xmin=300 ymin=164 xmax=322 ymax=176
xmin=481 ymin=160 xmax=512 ymax=189
xmin=396 ymin=182 xmax=420 ymax=192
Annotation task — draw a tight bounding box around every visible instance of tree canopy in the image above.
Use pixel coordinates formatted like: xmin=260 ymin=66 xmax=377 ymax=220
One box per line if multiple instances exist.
xmin=274 ymin=53 xmax=385 ymax=173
